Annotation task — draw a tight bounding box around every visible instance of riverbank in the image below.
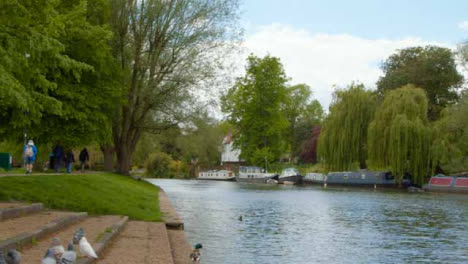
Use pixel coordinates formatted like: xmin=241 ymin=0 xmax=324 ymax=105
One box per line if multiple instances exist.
xmin=0 ymin=172 xmax=162 ymax=221
xmin=0 ymin=173 xmax=192 ymax=263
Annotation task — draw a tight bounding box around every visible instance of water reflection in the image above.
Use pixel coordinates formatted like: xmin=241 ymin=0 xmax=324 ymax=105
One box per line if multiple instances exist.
xmin=148 ymin=179 xmax=468 ymax=264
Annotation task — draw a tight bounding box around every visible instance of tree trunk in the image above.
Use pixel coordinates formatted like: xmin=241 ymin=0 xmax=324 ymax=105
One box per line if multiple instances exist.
xmin=101 ymin=145 xmax=115 ymax=172
xmin=114 ymin=128 xmax=141 ymax=176
xmin=115 ymin=144 xmax=132 ymax=175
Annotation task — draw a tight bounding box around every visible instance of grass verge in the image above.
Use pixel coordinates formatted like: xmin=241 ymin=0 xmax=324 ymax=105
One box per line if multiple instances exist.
xmin=0 ymin=173 xmax=162 ymax=221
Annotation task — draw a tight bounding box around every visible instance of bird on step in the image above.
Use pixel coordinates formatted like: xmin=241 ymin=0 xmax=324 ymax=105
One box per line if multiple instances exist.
xmin=79 ymin=237 xmax=98 ymax=259
xmin=189 ymin=243 xmax=203 ymax=263
xmin=73 ymin=228 xmax=85 ymax=245
xmin=42 ymin=249 xmax=56 ymax=264
xmin=5 ymin=249 xmax=21 ymax=264
xmin=51 ymin=237 xmax=65 ymax=261
xmin=60 ymin=243 xmax=77 ymax=264
xmin=0 ymin=252 xmax=5 ymax=264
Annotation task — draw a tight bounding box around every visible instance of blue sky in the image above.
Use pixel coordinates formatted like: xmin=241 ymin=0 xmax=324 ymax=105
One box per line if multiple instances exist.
xmin=229 ymin=0 xmax=468 ymax=110
xmin=242 ymin=0 xmax=468 ymax=44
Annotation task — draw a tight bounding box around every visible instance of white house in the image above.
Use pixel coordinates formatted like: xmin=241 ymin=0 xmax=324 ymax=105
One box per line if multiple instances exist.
xmin=220 ymin=131 xmax=242 ymax=165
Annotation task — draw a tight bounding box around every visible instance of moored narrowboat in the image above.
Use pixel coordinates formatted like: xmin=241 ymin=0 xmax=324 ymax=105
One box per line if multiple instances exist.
xmin=236 ymin=166 xmax=278 ymax=183
xmin=304 ymin=173 xmax=327 ymax=185
xmin=198 ymin=170 xmax=236 ymax=181
xmin=423 ymin=174 xmax=468 ymax=193
xmin=325 ymin=170 xmax=410 ymax=187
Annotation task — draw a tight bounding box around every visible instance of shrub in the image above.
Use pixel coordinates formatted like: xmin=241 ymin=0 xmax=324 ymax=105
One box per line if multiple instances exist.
xmin=145 ymin=152 xmax=173 ymax=178
xmin=169 ymin=160 xmax=190 ymax=178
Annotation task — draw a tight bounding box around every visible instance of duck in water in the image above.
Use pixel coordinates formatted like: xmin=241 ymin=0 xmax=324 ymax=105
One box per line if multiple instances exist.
xmin=190 ymin=243 xmax=203 ymax=263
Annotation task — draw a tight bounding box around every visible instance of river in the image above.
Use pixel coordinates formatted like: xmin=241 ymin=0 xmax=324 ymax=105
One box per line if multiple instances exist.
xmin=148 ymin=179 xmax=468 ymax=264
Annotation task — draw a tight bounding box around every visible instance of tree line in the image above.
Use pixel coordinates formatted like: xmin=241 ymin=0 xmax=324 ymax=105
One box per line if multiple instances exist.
xmin=0 ymin=0 xmax=241 ymax=175
xmin=224 ymin=45 xmax=467 ymax=186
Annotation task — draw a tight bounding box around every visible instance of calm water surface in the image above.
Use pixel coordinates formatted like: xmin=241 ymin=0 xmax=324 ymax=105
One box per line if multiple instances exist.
xmin=148 ymin=179 xmax=468 ymax=264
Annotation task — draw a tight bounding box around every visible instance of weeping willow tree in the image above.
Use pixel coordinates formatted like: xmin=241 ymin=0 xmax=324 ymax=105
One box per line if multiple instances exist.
xmin=431 ymin=93 xmax=468 ymax=174
xmin=368 ymin=85 xmax=432 ymax=186
xmin=318 ymin=83 xmax=376 ymax=171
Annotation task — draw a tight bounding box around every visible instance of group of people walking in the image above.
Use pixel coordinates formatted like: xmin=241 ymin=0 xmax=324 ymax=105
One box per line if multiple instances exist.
xmin=23 ymin=141 xmax=89 ymax=174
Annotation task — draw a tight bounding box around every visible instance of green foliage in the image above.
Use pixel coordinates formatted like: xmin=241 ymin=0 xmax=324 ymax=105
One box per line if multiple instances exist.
xmin=0 ymin=173 xmax=162 ymax=221
xmin=145 ymin=152 xmax=173 ymax=178
xmin=318 ymin=83 xmax=376 ymax=171
xmin=283 ymin=84 xmax=324 ymax=160
xmin=176 ymin=112 xmax=224 ymax=166
xmin=377 ymin=46 xmax=464 ymax=120
xmin=0 ymin=0 xmax=120 ymax=146
xmin=144 ymin=152 xmax=190 ymax=178
xmin=431 ymin=93 xmax=468 ymax=174
xmin=169 ymin=160 xmax=190 ymax=179
xmin=368 ymin=85 xmax=433 ymax=186
xmin=222 ymin=55 xmax=289 ymax=166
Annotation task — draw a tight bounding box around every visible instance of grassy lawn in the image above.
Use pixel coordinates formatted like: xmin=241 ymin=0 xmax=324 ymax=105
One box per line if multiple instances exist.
xmin=0 ymin=173 xmax=162 ymax=221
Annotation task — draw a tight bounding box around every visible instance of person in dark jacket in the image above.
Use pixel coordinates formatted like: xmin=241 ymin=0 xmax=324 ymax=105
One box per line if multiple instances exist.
xmin=53 ymin=143 xmax=64 ymax=173
xmin=65 ymin=149 xmax=75 ymax=173
xmin=79 ymin=148 xmax=89 ymax=172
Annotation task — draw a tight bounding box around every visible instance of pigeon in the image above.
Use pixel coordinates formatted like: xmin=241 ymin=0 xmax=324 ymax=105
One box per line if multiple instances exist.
xmin=41 ymin=249 xmax=56 ymax=264
xmin=51 ymin=237 xmax=65 ymax=261
xmin=189 ymin=243 xmax=203 ymax=263
xmin=73 ymin=228 xmax=85 ymax=245
xmin=5 ymin=249 xmax=21 ymax=264
xmin=0 ymin=252 xmax=5 ymax=264
xmin=79 ymin=237 xmax=97 ymax=259
xmin=60 ymin=243 xmax=77 ymax=264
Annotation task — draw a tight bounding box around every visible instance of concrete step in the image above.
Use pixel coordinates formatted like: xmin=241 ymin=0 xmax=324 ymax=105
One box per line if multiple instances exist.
xmin=158 ymin=189 xmax=184 ymax=230
xmin=0 ymin=211 xmax=87 ymax=253
xmin=0 ymin=202 xmax=43 ymax=220
xmin=167 ymin=230 xmax=192 ymax=264
xmin=96 ymin=221 xmax=174 ymax=264
xmin=16 ymin=215 xmax=127 ymax=264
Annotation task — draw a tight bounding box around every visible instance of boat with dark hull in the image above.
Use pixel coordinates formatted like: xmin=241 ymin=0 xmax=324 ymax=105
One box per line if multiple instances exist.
xmin=236 ymin=166 xmax=278 ymax=183
xmin=325 ymin=171 xmax=410 ymax=188
xmin=423 ymin=174 xmax=468 ymax=193
xmin=278 ymin=168 xmax=303 ymax=185
xmin=304 ymin=173 xmax=327 ymax=185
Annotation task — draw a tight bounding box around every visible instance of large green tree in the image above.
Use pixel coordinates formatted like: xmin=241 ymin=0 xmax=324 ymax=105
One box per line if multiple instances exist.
xmin=368 ymin=85 xmax=433 ymax=186
xmin=108 ymin=0 xmax=240 ymax=174
xmin=431 ymin=92 xmax=468 ymax=174
xmin=377 ymin=46 xmax=464 ymax=120
xmin=318 ymin=83 xmax=376 ymax=171
xmin=283 ymin=84 xmax=323 ymax=161
xmin=0 ymin=0 xmax=119 ymax=147
xmin=222 ymin=55 xmax=289 ymax=166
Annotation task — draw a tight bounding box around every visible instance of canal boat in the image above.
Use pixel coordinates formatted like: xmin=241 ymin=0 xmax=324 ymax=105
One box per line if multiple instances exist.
xmin=236 ymin=166 xmax=278 ymax=183
xmin=198 ymin=170 xmax=236 ymax=181
xmin=304 ymin=173 xmax=327 ymax=185
xmin=278 ymin=168 xmax=303 ymax=185
xmin=423 ymin=174 xmax=468 ymax=193
xmin=325 ymin=170 xmax=410 ymax=187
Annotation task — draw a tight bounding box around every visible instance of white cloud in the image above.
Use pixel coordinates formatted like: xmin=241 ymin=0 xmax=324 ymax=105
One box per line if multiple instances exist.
xmin=236 ymin=24 xmax=450 ymax=110
xmin=458 ymin=20 xmax=468 ymax=31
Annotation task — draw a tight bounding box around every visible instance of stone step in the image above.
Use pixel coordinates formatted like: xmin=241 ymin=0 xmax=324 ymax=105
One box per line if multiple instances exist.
xmin=158 ymin=189 xmax=184 ymax=230
xmin=16 ymin=215 xmax=127 ymax=264
xmin=0 ymin=211 xmax=87 ymax=253
xmin=96 ymin=221 xmax=174 ymax=264
xmin=0 ymin=202 xmax=43 ymax=221
xmin=167 ymin=229 xmax=192 ymax=264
